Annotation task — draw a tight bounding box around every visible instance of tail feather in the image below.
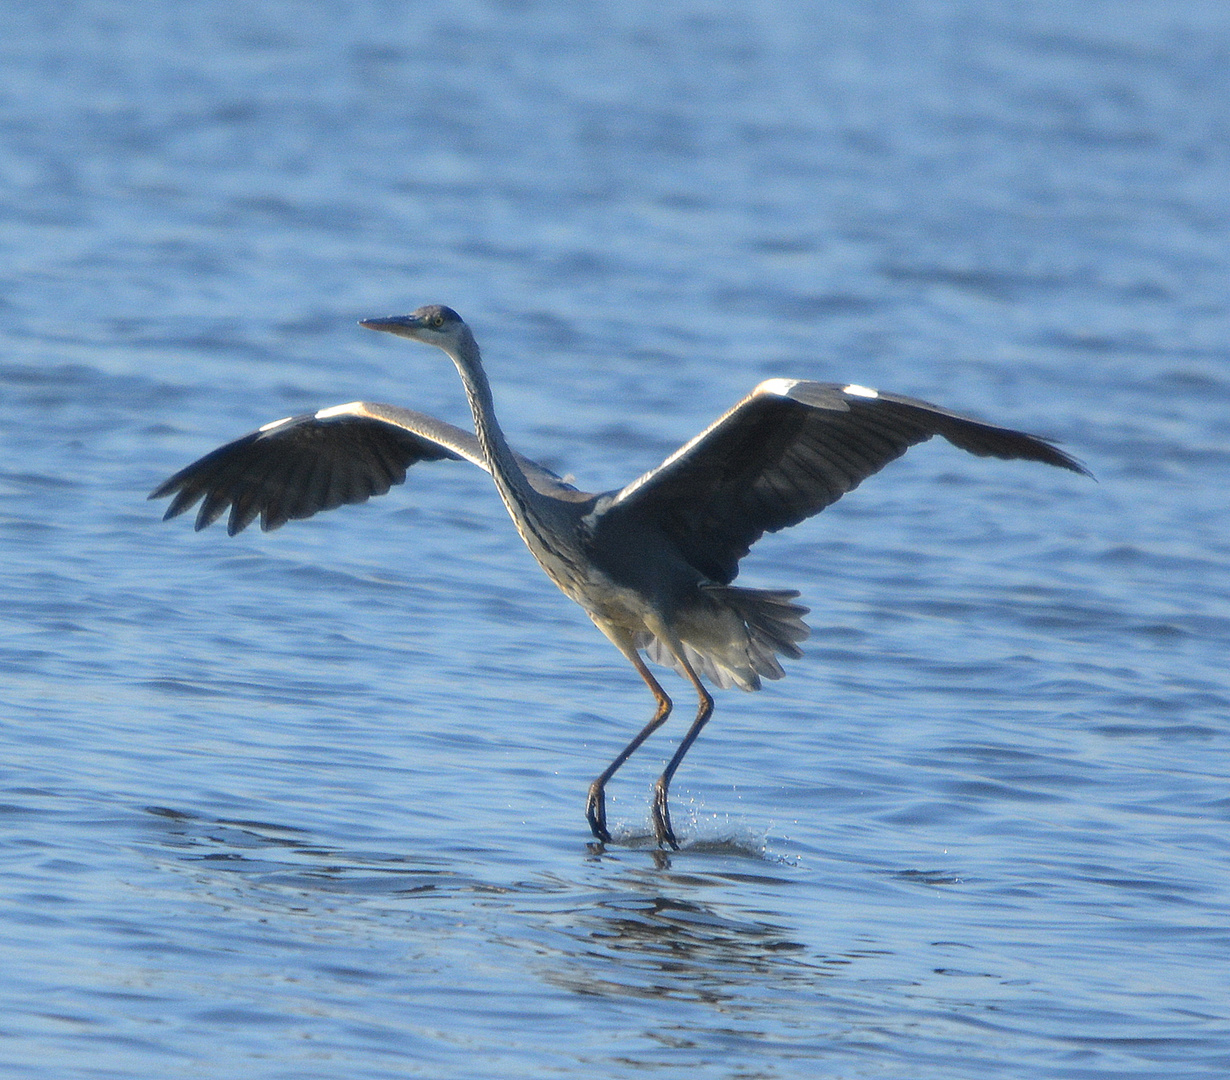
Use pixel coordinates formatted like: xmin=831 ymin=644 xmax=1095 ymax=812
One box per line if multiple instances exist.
xmin=639 ymin=585 xmax=811 ymax=692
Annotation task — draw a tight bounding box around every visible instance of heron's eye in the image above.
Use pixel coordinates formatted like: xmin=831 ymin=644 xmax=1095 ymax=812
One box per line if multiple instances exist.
xmin=431 ymin=313 xmax=445 ymax=328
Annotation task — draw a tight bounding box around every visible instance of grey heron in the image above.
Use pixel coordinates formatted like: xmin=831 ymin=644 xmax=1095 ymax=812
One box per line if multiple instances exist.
xmin=151 ymin=304 xmax=1089 ymax=848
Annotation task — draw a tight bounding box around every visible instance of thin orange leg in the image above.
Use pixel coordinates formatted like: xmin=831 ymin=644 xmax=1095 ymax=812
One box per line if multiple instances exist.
xmin=585 ymin=623 xmax=673 ymax=843
xmin=650 ymin=648 xmax=712 ymax=850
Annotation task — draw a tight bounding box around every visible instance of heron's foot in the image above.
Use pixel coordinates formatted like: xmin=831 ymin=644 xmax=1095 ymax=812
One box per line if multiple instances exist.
xmin=651 ymin=778 xmax=680 ymax=850
xmin=585 ymin=779 xmax=611 ymax=843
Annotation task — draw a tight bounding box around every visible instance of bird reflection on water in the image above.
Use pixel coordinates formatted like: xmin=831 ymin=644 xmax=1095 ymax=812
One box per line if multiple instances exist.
xmin=152 ymin=305 xmax=1089 ymax=847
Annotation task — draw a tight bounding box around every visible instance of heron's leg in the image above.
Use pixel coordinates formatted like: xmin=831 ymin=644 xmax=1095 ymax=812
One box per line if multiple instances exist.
xmin=585 ymin=619 xmax=673 ymax=843
xmin=647 ymin=627 xmax=713 ymax=850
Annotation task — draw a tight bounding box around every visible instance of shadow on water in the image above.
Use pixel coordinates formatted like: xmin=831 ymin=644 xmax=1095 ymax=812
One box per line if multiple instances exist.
xmin=83 ymin=746 xmax=1230 ymax=1077
xmin=523 ymin=890 xmax=827 ymax=1009
xmin=141 ymin=805 xmax=476 ymax=896
xmin=137 ymin=804 xmax=862 ymax=1011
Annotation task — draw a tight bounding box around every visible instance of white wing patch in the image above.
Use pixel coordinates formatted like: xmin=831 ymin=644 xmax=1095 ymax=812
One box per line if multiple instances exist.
xmin=842 ymin=384 xmax=879 ymax=399
xmin=755 ymin=378 xmax=801 ymax=397
xmin=258 ymin=402 xmax=367 ymax=433
xmin=315 ymin=401 xmax=366 ymax=420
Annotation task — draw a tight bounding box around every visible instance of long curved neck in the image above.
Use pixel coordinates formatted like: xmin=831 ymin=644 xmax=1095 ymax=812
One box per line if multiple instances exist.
xmin=445 ymin=329 xmax=545 ymax=530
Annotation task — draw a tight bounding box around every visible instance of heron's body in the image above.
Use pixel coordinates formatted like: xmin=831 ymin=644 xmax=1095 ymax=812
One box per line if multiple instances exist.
xmin=152 ymin=305 xmax=1089 ymax=847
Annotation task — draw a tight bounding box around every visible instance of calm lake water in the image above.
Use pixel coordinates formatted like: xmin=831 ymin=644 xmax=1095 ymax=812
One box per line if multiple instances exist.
xmin=2 ymin=1 xmax=1229 ymax=1077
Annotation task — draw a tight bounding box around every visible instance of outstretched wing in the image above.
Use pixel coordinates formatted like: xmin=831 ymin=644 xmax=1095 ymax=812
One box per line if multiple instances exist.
xmin=150 ymin=401 xmax=582 ymax=536
xmin=600 ymin=379 xmax=1090 ymax=584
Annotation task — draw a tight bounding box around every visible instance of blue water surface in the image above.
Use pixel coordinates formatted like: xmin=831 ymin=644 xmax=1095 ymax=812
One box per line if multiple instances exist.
xmin=2 ymin=1 xmax=1229 ymax=1077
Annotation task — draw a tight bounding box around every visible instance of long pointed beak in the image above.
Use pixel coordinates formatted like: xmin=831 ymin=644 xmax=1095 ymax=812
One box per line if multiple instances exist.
xmin=359 ymin=314 xmax=423 ymax=337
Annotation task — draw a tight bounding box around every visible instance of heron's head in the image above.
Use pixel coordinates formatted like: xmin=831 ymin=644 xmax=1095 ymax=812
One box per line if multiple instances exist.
xmin=359 ymin=305 xmax=468 ymax=350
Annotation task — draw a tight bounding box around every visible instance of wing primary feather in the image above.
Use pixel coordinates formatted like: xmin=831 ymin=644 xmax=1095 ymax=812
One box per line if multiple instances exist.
xmin=291 ymin=448 xmax=330 ymax=521
xmin=598 ymin=381 xmax=1088 ymax=591
xmin=228 ymin=483 xmax=265 ymax=535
